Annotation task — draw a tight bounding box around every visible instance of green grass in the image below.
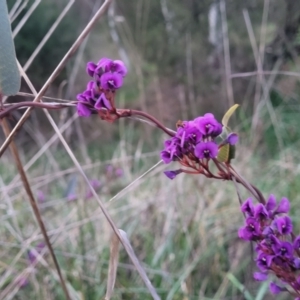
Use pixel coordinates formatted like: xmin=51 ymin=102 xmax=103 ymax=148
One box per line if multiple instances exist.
xmin=1 ymin=115 xmax=299 ymax=300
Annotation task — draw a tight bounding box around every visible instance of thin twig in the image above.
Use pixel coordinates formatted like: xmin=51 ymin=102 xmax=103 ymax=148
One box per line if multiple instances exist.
xmin=0 ymin=0 xmax=113 ymax=157
xmin=1 ymin=119 xmax=71 ymax=300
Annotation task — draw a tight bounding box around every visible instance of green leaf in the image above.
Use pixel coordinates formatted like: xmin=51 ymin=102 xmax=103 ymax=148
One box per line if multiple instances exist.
xmin=217 ymin=144 xmax=230 ymax=163
xmin=0 ymin=0 xmax=21 ymax=96
xmin=222 ymin=104 xmax=239 ymax=128
xmin=217 ymin=144 xmax=236 ymax=163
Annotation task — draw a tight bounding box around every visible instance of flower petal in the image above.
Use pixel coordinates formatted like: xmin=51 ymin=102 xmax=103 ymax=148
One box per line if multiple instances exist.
xmin=253 ymin=272 xmax=268 ymax=281
xmin=269 ymin=282 xmax=285 ymax=294
xmin=77 ymin=103 xmax=91 ymax=117
xmin=276 ymin=197 xmax=290 ymax=214
xmin=164 ymin=170 xmax=182 ymax=180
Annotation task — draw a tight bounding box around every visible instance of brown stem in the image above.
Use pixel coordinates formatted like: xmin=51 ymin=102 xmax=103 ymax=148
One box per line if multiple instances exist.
xmin=0 ymin=102 xmax=72 ymax=119
xmin=1 ymin=119 xmax=70 ymax=299
xmin=129 ymin=109 xmax=175 ymax=137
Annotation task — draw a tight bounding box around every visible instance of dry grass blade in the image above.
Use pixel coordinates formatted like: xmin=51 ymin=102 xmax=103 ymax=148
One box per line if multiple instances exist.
xmin=19 ymin=59 xmax=160 ymax=298
xmin=1 ymin=119 xmax=71 ymax=300
xmin=23 ymin=0 xmax=75 ymax=71
xmin=42 ymin=109 xmax=160 ymax=298
xmin=105 ymin=233 xmax=120 ymax=300
xmin=109 ymin=160 xmax=163 ymax=202
xmin=230 ymin=70 xmax=300 ymax=78
xmin=119 ymin=230 xmax=161 ymax=300
xmin=12 ymin=0 xmax=41 ymax=38
xmin=0 ymin=0 xmax=113 ymax=157
xmin=220 ymin=0 xmax=234 ymax=108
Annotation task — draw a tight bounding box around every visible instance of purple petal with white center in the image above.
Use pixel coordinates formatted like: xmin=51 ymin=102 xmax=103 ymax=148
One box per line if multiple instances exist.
xmin=238 ymin=217 xmax=260 ymax=241
xmin=194 ymin=113 xmax=222 ymax=136
xmin=256 ymin=251 xmax=273 ymax=271
xmin=273 ymin=241 xmax=293 ymax=259
xmin=100 ymin=72 xmax=123 ymax=90
xmin=77 ymin=103 xmax=91 ymax=117
xmin=275 ymin=197 xmax=290 ymax=214
xmin=274 ymin=216 xmax=293 ymax=235
xmin=253 ymin=272 xmax=268 ymax=281
xmin=194 ymin=142 xmax=218 ymax=159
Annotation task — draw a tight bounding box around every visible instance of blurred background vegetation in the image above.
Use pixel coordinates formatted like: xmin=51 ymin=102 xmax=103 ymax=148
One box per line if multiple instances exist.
xmin=2 ymin=0 xmax=300 ymax=299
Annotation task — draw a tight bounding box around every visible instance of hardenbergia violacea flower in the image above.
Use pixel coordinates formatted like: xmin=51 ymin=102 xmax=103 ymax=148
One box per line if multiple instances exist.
xmin=2 ymin=56 xmax=299 ymax=299
xmin=239 ymin=195 xmax=300 ymax=298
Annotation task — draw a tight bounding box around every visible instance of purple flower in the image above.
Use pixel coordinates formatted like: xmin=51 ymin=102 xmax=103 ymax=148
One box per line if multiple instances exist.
xmin=164 ymin=170 xmax=182 ymax=180
xmin=238 ymin=217 xmax=260 ymax=241
xmin=275 ymin=197 xmax=290 ymax=214
xmin=226 ymin=133 xmax=239 ymax=145
xmin=77 ymin=102 xmax=92 ymax=117
xmin=269 ymin=282 xmax=285 ymax=294
xmin=269 ymin=234 xmax=281 ymax=248
xmin=241 ymin=198 xmax=255 ymax=216
xmin=253 ymin=272 xmax=268 ymax=281
xmin=177 ymin=121 xmax=202 ymax=145
xmin=294 ymin=236 xmax=300 ymax=251
xmin=274 ymin=216 xmax=293 ymax=235
xmin=18 ymin=276 xmax=29 ymax=288
xmin=266 ymin=194 xmax=276 ymax=213
xmin=293 ymin=258 xmax=300 ymax=269
xmin=86 ymin=179 xmax=101 ymax=199
xmin=95 ymin=93 xmax=112 ymax=110
xmin=194 ymin=142 xmax=218 ymax=159
xmin=254 ymin=203 xmax=269 ymax=220
xmin=194 ymin=113 xmax=222 ymax=137
xmin=115 ymin=168 xmax=123 ymax=177
xmin=28 ymin=242 xmax=45 ymax=264
xmin=256 ymin=251 xmax=273 ymax=271
xmin=100 ymin=72 xmax=123 ymax=90
xmin=106 ymin=164 xmax=114 ymax=175
xmin=108 ymin=60 xmax=127 ymax=77
xmin=86 ymin=62 xmax=97 ymax=77
xmin=95 ymin=57 xmax=113 ymax=75
xmin=86 ymin=80 xmax=96 ymax=90
xmin=262 ymin=226 xmax=274 ymax=236
xmin=161 ymin=150 xmax=173 ymax=164
xmin=272 ymin=241 xmax=293 ymax=259
xmin=160 ymin=138 xmax=181 ymax=163
xmin=37 ymin=190 xmax=45 ymax=203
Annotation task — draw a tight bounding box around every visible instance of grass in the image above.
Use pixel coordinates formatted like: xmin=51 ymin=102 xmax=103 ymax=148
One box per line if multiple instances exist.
xmin=1 ymin=114 xmax=299 ymax=299
xmin=2 ymin=0 xmax=300 ymax=299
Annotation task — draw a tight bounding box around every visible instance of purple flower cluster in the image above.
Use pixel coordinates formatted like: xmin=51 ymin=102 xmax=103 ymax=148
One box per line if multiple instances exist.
xmin=239 ymin=195 xmax=300 ymax=298
xmin=161 ymin=113 xmax=238 ymax=179
xmin=77 ymin=58 xmax=127 ymax=117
